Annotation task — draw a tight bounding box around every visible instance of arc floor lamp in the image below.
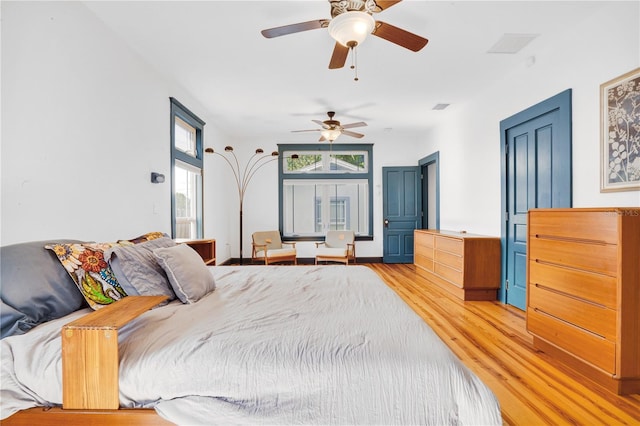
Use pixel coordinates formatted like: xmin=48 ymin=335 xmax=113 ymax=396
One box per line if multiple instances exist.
xmin=205 ymin=146 xmax=278 ymax=264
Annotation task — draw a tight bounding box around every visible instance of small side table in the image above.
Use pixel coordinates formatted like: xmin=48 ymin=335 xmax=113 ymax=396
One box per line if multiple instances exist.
xmin=176 ymin=239 xmax=216 ymax=265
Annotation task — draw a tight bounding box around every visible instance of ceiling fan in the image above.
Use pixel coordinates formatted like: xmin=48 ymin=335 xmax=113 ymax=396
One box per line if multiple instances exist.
xmin=292 ymin=111 xmax=367 ymax=142
xmin=261 ymin=0 xmax=428 ymax=70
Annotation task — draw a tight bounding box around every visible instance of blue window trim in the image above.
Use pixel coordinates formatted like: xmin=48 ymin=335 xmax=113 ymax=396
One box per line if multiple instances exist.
xmin=170 ymin=97 xmax=205 ymax=239
xmin=278 ymin=143 xmax=373 ymax=241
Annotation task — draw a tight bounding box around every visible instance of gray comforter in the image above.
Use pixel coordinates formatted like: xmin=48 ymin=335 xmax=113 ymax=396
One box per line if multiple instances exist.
xmin=1 ymin=265 xmax=501 ymax=425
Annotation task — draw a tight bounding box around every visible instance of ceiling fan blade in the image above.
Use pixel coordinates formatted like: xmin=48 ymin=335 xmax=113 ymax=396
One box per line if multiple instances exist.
xmin=372 ymin=21 xmax=428 ymax=52
xmin=341 ymin=121 xmax=367 ymax=129
xmin=375 ymin=1 xmax=403 ymax=11
xmin=261 ymin=19 xmax=330 ymax=38
xmin=329 ymin=42 xmax=350 ymax=69
xmin=292 ymin=129 xmax=321 ymax=133
xmin=342 ymin=130 xmax=365 ymax=139
xmin=312 ymin=119 xmax=329 ymax=128
xmin=319 ymin=135 xmax=327 ymax=142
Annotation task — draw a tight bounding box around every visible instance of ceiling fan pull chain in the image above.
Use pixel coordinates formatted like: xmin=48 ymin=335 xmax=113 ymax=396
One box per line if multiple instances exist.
xmin=351 ymin=45 xmax=359 ymax=81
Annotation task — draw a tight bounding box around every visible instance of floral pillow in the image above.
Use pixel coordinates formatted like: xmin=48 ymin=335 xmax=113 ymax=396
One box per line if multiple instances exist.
xmin=45 ymin=232 xmax=167 ymax=310
xmin=118 ymin=231 xmax=167 ymax=246
xmin=46 ymin=242 xmax=128 ymax=310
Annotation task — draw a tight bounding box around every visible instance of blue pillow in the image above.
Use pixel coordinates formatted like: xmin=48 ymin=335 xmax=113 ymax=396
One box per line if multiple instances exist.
xmin=0 ymin=240 xmax=88 ymax=339
xmin=0 ymin=300 xmax=28 ymax=339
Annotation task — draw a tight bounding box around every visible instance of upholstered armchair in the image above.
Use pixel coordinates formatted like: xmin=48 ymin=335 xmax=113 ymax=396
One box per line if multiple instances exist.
xmin=251 ymin=231 xmax=297 ymax=265
xmin=315 ymin=230 xmax=356 ymax=265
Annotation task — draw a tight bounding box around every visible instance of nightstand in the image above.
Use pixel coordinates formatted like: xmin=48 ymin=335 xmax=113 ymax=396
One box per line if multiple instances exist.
xmin=175 ymin=239 xmax=216 ymax=265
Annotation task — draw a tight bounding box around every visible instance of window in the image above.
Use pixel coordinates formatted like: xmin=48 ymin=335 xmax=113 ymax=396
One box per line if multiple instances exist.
xmin=170 ymin=98 xmax=205 ymax=239
xmin=315 ymin=197 xmax=349 ymax=232
xmin=278 ymin=144 xmax=373 ymax=240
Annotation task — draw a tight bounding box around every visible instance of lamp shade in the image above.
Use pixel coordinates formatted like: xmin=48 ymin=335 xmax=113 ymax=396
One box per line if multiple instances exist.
xmin=328 ymin=11 xmax=375 ymax=47
xmin=321 ymin=128 xmax=342 ymax=142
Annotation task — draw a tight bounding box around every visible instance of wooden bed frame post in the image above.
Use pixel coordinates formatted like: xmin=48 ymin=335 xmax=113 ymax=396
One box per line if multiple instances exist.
xmin=61 ymin=296 xmax=168 ymax=410
xmin=62 ymin=326 xmax=119 ymax=409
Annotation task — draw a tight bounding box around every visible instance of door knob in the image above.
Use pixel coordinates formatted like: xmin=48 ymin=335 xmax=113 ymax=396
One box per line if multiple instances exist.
xmin=384 ymin=219 xmax=389 ymax=228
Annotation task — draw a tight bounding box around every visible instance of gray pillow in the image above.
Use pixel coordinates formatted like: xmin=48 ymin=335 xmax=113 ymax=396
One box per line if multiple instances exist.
xmin=154 ymin=244 xmax=216 ymax=304
xmin=108 ymin=255 xmax=139 ymax=296
xmin=105 ymin=237 xmax=177 ymax=300
xmin=0 ymin=240 xmax=88 ymax=338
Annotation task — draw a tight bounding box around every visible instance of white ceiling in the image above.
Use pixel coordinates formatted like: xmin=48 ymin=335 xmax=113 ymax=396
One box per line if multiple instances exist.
xmin=83 ymin=1 xmax=608 ymax=145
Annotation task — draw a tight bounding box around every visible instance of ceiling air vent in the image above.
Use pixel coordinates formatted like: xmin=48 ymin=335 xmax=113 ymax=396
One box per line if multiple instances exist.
xmin=487 ymin=33 xmax=539 ymax=54
xmin=432 ymin=103 xmax=450 ymax=111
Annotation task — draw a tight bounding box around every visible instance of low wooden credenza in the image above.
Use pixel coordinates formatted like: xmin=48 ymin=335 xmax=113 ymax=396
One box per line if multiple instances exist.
xmin=414 ymin=229 xmax=501 ymax=301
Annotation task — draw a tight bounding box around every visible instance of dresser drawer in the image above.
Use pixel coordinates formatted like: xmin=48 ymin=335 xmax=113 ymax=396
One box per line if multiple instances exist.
xmin=435 ymin=236 xmax=463 ymax=255
xmin=415 ymin=232 xmax=434 ymax=249
xmin=415 ymin=253 xmax=434 ymax=271
xmin=434 ymin=249 xmax=463 ymax=270
xmin=529 ymin=284 xmax=616 ymax=340
xmin=527 ymin=309 xmax=615 ymax=374
xmin=529 ymin=260 xmax=617 ymax=308
xmin=435 ymin=262 xmax=463 ymax=286
xmin=529 ymin=210 xmax=618 ymax=244
xmin=529 ymin=237 xmax=617 ymax=277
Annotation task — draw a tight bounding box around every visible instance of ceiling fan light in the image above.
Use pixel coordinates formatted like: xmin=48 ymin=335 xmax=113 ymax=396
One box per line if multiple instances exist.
xmin=321 ymin=128 xmax=342 ymax=142
xmin=328 ymin=11 xmax=375 ymax=47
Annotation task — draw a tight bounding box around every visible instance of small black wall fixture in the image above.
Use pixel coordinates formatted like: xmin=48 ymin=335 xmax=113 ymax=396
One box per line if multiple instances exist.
xmin=151 ymin=172 xmax=165 ymax=184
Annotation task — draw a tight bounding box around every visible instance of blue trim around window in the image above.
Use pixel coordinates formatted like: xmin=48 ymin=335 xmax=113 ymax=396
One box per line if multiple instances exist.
xmin=278 ymin=143 xmax=373 ymax=241
xmin=170 ymin=97 xmax=205 ymax=239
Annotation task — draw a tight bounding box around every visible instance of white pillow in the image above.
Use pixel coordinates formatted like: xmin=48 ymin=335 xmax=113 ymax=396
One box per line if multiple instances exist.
xmin=153 ymin=244 xmax=216 ymax=304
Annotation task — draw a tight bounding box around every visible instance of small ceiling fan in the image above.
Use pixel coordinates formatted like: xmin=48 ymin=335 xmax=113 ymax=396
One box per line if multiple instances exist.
xmin=292 ymin=111 xmax=367 ymax=142
xmin=261 ymin=0 xmax=428 ymax=70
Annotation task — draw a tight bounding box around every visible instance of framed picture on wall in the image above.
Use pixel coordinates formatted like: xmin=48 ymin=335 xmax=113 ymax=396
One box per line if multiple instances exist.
xmin=600 ymin=67 xmax=640 ymax=192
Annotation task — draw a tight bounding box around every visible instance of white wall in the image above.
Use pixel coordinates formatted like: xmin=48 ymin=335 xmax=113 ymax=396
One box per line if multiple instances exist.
xmin=415 ymin=1 xmax=640 ymax=237
xmin=0 ymin=2 xmax=235 ymax=257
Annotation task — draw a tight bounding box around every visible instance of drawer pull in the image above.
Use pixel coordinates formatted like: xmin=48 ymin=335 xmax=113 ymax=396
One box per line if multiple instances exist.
xmin=532 ymin=283 xmax=608 ymax=309
xmin=534 ymin=234 xmax=608 ymax=246
xmin=533 ymin=308 xmax=607 ymax=340
xmin=533 ymin=258 xmax=611 ymax=278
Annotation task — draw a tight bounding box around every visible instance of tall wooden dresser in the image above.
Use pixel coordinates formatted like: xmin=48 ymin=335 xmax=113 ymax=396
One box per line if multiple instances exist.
xmin=414 ymin=230 xmax=501 ymax=301
xmin=527 ymin=208 xmax=640 ymax=394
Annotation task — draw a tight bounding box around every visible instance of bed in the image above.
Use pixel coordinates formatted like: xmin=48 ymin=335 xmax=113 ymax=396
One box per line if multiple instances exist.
xmin=0 ymin=238 xmax=501 ymax=425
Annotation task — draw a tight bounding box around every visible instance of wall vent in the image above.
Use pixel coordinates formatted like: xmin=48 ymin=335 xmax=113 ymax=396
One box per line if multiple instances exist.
xmin=432 ymin=103 xmax=450 ymax=110
xmin=487 ymin=33 xmax=539 ymax=54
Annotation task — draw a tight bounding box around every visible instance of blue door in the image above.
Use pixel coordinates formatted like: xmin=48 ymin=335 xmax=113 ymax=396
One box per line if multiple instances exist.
xmin=382 ymin=167 xmax=421 ymax=263
xmin=500 ymin=90 xmax=572 ymax=310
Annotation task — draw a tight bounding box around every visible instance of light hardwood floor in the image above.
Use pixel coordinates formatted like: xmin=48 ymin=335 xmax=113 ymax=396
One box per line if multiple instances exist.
xmin=366 ymin=263 xmax=640 ymax=425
